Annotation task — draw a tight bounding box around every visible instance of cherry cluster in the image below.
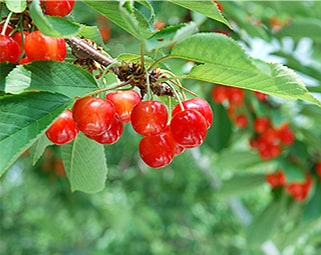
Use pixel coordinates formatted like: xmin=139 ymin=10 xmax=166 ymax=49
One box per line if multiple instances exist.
xmin=46 ymin=90 xmax=213 ymax=169
xmin=0 ymin=0 xmax=75 ymax=64
xmin=265 ymin=170 xmax=313 ymax=201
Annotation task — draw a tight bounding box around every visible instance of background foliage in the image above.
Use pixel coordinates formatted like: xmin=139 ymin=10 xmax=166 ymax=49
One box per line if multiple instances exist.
xmin=1 ymin=1 xmax=321 ymax=254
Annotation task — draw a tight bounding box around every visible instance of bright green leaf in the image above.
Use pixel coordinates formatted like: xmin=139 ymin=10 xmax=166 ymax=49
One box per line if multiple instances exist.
xmin=214 ymin=174 xmax=266 ymax=198
xmin=168 ymin=0 xmax=231 ymax=29
xmin=61 ymin=132 xmax=108 ymax=194
xmin=5 ymin=0 xmax=27 ymax=13
xmin=0 ymin=92 xmax=71 ymax=175
xmin=83 ymin=0 xmax=154 ymax=39
xmin=246 ymin=195 xmax=287 ymax=246
xmin=5 ymin=61 xmax=98 ymax=98
xmin=170 ymin=33 xmax=321 ymax=107
xmin=29 ymin=0 xmax=80 ymax=37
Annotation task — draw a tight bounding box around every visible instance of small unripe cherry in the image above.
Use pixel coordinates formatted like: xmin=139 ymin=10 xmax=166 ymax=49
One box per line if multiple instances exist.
xmin=106 ymin=90 xmax=141 ymax=123
xmin=46 ymin=110 xmax=79 ymax=145
xmin=139 ymin=132 xmax=176 ymax=168
xmin=172 ymin=98 xmax=213 ymax=129
xmin=131 ymin=100 xmax=168 ymax=136
xmin=170 ymin=109 xmax=207 ymax=148
xmin=72 ymin=96 xmax=115 ymax=136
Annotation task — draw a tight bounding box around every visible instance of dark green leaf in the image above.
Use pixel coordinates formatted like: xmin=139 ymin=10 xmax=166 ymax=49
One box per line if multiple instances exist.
xmin=0 ymin=92 xmax=72 ymax=175
xmin=5 ymin=61 xmax=98 ymax=98
xmin=29 ymin=133 xmax=53 ymax=165
xmin=61 ymin=132 xmax=108 ymax=194
xmin=0 ymin=62 xmax=15 ymax=93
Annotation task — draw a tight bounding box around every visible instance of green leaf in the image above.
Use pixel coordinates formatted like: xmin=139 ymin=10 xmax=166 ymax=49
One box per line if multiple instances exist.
xmin=0 ymin=92 xmax=71 ymax=175
xmin=29 ymin=0 xmax=80 ymax=37
xmin=276 ymin=18 xmax=321 ymax=43
xmin=5 ymin=0 xmax=27 ymax=13
xmin=61 ymin=132 xmax=108 ymax=194
xmin=246 ymin=195 xmax=287 ymax=246
xmin=145 ymin=22 xmax=198 ymax=51
xmin=5 ymin=61 xmax=98 ymax=98
xmin=170 ymin=33 xmax=321 ymax=107
xmin=0 ymin=62 xmax=15 ymax=93
xmin=29 ymin=133 xmax=53 ymax=165
xmin=83 ymin=0 xmax=154 ymax=39
xmin=168 ymin=0 xmax=232 ymax=29
xmin=214 ymin=174 xmax=266 ymax=198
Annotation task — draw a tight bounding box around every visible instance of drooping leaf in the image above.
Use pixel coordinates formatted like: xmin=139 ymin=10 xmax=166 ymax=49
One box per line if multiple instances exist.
xmin=168 ymin=0 xmax=232 ymax=29
xmin=61 ymin=132 xmax=108 ymax=194
xmin=214 ymin=173 xmax=266 ymax=198
xmin=5 ymin=61 xmax=98 ymax=98
xmin=5 ymin=0 xmax=27 ymax=13
xmin=170 ymin=33 xmax=321 ymax=107
xmin=0 ymin=92 xmax=72 ymax=175
xmin=246 ymin=195 xmax=287 ymax=246
xmin=29 ymin=0 xmax=80 ymax=37
xmin=29 ymin=133 xmax=53 ymax=165
xmin=83 ymin=0 xmax=154 ymax=39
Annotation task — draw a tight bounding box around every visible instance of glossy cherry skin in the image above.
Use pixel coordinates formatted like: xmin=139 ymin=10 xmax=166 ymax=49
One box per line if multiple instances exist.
xmin=25 ymin=30 xmax=66 ymax=61
xmin=46 ymin=110 xmax=79 ymax=145
xmin=86 ymin=114 xmax=124 ymax=145
xmin=0 ymin=35 xmax=20 ymax=63
xmin=0 ymin=24 xmax=14 ymax=36
xmin=72 ymin=96 xmax=116 ymax=136
xmin=170 ymin=109 xmax=207 ymax=148
xmin=106 ymin=90 xmax=141 ymax=123
xmin=131 ymin=100 xmax=168 ymax=136
xmin=41 ymin=0 xmax=75 ymax=17
xmin=12 ymin=31 xmax=29 ymax=59
xmin=139 ymin=132 xmax=176 ymax=168
xmin=172 ymin=98 xmax=213 ymax=129
xmin=211 ymin=85 xmax=228 ymax=104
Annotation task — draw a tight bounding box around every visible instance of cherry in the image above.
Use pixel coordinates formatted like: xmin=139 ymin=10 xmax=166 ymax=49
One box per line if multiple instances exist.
xmin=106 ymin=89 xmax=141 ymax=123
xmin=265 ymin=170 xmax=286 ymax=188
xmin=254 ymin=117 xmax=271 ymax=134
xmin=72 ymin=96 xmax=115 ymax=136
xmin=86 ymin=114 xmax=124 ymax=145
xmin=234 ymin=114 xmax=248 ymax=128
xmin=45 ymin=110 xmax=79 ymax=145
xmin=131 ymin=100 xmax=168 ymax=136
xmin=170 ymin=109 xmax=207 ymax=148
xmin=172 ymin=98 xmax=213 ymax=129
xmin=24 ymin=30 xmax=66 ymax=61
xmin=316 ymin=162 xmax=321 ymax=178
xmin=228 ymin=87 xmax=244 ymax=106
xmin=278 ymin=123 xmax=294 ymax=146
xmin=253 ymin=91 xmax=268 ymax=101
xmin=11 ymin=31 xmax=29 ymax=59
xmin=41 ymin=0 xmax=75 ymax=17
xmin=211 ymin=85 xmax=228 ymax=104
xmin=286 ymin=175 xmax=312 ymax=201
xmin=139 ymin=132 xmax=176 ymax=168
xmin=0 ymin=24 xmax=13 ymax=36
xmin=0 ymin=35 xmax=20 ymax=63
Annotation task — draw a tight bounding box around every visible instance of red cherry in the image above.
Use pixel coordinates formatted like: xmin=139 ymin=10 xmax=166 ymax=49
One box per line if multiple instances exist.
xmin=131 ymin=100 xmax=168 ymax=136
xmin=278 ymin=123 xmax=295 ymax=146
xmin=234 ymin=114 xmax=248 ymax=128
xmin=172 ymin=98 xmax=213 ymax=129
xmin=106 ymin=90 xmax=141 ymax=123
xmin=45 ymin=110 xmax=79 ymax=145
xmin=211 ymin=85 xmax=228 ymax=104
xmin=41 ymin=0 xmax=75 ymax=17
xmin=265 ymin=170 xmax=287 ymax=188
xmin=19 ymin=57 xmax=31 ymax=65
xmin=316 ymin=162 xmax=321 ymax=178
xmin=0 ymin=35 xmax=20 ymax=63
xmin=253 ymin=91 xmax=268 ymax=101
xmin=86 ymin=114 xmax=124 ymax=145
xmin=11 ymin=31 xmax=29 ymax=59
xmin=0 ymin=24 xmax=14 ymax=36
xmin=254 ymin=117 xmax=271 ymax=134
xmin=170 ymin=109 xmax=207 ymax=148
xmin=72 ymin=96 xmax=115 ymax=136
xmin=139 ymin=132 xmax=176 ymax=168
xmin=228 ymin=87 xmax=244 ymax=106
xmin=25 ymin=30 xmax=66 ymax=61
xmin=286 ymin=175 xmax=313 ymax=201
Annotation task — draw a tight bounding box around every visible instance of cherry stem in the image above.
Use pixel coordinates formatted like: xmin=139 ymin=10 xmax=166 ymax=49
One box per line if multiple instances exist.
xmin=1 ymin=12 xmax=13 ymax=36
xmin=85 ymin=79 xmax=133 ymax=98
xmin=148 ymin=55 xmax=174 ymax=71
